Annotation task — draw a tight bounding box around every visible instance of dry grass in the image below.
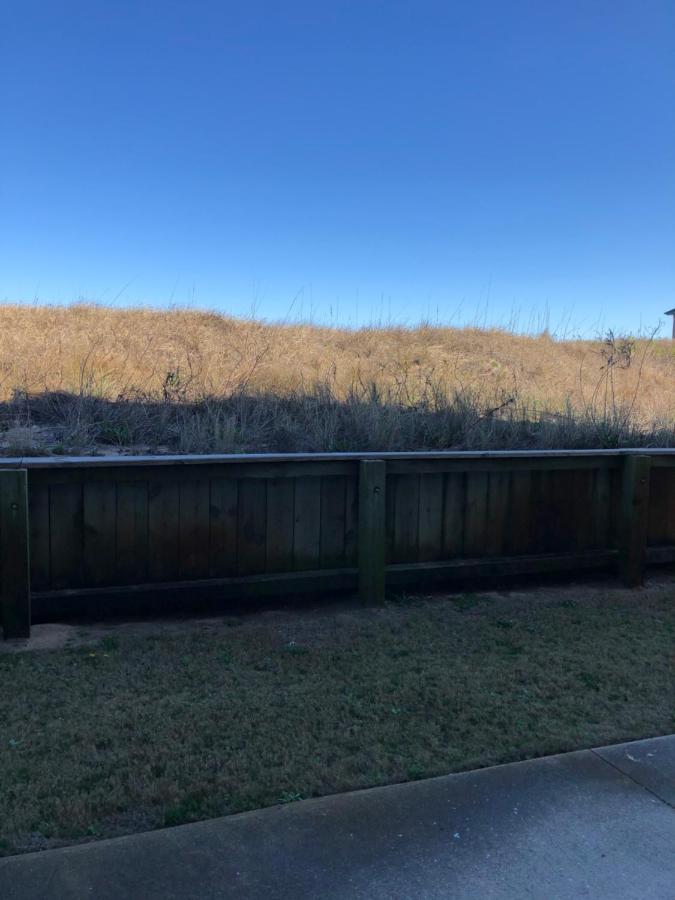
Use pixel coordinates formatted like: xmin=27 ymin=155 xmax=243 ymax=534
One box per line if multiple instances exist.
xmin=0 ymin=579 xmax=673 ymax=856
xmin=1 ymin=303 xmax=674 ymax=454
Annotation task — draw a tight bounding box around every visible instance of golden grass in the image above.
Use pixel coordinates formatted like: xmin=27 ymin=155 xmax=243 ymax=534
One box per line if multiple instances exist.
xmin=1 ymin=302 xmax=674 ymax=418
xmin=0 ymin=303 xmax=673 ymax=454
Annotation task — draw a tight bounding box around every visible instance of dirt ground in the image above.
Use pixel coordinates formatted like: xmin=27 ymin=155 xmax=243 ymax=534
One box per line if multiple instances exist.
xmin=3 ymin=575 xmax=674 ymax=655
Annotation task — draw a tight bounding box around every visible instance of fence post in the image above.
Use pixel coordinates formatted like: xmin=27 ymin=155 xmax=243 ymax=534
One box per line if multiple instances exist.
xmin=358 ymin=460 xmax=386 ymax=604
xmin=619 ymin=454 xmax=651 ymax=587
xmin=0 ymin=469 xmax=31 ymax=639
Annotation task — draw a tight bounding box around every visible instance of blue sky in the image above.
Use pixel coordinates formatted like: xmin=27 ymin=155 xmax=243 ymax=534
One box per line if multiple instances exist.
xmin=2 ymin=1 xmax=674 ymax=335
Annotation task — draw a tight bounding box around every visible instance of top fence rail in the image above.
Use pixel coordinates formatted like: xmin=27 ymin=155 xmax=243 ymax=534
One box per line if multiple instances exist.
xmin=2 ymin=448 xmax=675 ymax=469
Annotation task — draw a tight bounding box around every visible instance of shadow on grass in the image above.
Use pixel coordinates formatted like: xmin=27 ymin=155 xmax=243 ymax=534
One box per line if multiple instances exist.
xmin=2 ymin=386 xmax=673 ymax=456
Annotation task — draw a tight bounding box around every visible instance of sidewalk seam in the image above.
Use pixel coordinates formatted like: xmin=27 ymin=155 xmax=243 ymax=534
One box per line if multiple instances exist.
xmin=590 ymin=748 xmax=675 ymax=810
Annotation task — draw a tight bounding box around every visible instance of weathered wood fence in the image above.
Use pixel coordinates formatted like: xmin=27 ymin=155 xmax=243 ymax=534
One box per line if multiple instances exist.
xmin=1 ymin=450 xmax=674 ymax=638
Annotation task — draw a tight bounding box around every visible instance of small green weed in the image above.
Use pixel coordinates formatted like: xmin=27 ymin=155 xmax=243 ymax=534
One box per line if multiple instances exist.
xmin=99 ymin=636 xmax=119 ymax=653
xmin=279 ymin=791 xmax=303 ymax=804
xmin=387 ymin=591 xmax=416 ymax=606
xmin=453 ymin=592 xmax=479 ymax=611
xmin=283 ymin=642 xmax=309 ymax=656
xmin=164 ymin=792 xmax=209 ymax=827
xmin=577 ymin=671 xmax=602 ymax=691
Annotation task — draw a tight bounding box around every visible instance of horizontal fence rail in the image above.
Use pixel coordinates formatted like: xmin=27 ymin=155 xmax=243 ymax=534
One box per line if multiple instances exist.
xmin=1 ymin=450 xmax=674 ymax=637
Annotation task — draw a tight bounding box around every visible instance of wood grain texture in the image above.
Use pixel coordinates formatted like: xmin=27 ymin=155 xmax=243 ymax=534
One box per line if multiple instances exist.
xmin=546 ymin=470 xmax=578 ymax=553
xmin=392 ymin=474 xmax=420 ymax=563
xmin=83 ymin=481 xmax=117 ymax=586
xmin=486 ymin=471 xmax=510 ymax=556
xmin=418 ymin=474 xmax=443 ymax=562
xmin=49 ymin=481 xmax=84 ymax=589
xmin=265 ymin=478 xmax=295 ymax=573
xmin=116 ymin=481 xmax=149 ymax=583
xmin=343 ymin=476 xmax=358 ymax=566
xmin=358 ymin=460 xmax=386 ymax=604
xmin=441 ymin=473 xmax=464 ymax=559
xmin=179 ymin=480 xmax=210 ymax=579
xmin=28 ymin=480 xmax=50 ymax=590
xmin=592 ymin=468 xmax=612 ymax=549
xmin=620 ymin=455 xmax=651 ymax=586
xmin=529 ymin=470 xmax=550 ymax=554
xmin=665 ymin=468 xmax=675 ymax=544
xmin=505 ymin=470 xmax=531 ymax=556
xmin=148 ymin=481 xmax=180 ymax=582
xmin=0 ymin=469 xmax=30 ymax=638
xmin=385 ymin=474 xmax=396 ymax=564
xmin=608 ymin=467 xmax=622 ymax=549
xmin=571 ymin=469 xmax=595 ymax=551
xmin=463 ymin=471 xmax=489 ymax=557
xmin=208 ymin=478 xmax=238 ymax=577
xmin=293 ymin=478 xmax=321 ymax=571
xmin=237 ymin=479 xmax=267 ymax=575
xmin=649 ymin=468 xmax=671 ymax=545
xmin=320 ymin=476 xmax=347 ymax=568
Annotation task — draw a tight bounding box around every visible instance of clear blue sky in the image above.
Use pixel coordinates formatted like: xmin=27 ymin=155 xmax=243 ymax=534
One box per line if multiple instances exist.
xmin=2 ymin=1 xmax=674 ymax=335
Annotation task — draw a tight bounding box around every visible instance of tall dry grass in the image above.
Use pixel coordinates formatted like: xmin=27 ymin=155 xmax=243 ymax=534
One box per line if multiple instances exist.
xmin=0 ymin=303 xmax=673 ymax=454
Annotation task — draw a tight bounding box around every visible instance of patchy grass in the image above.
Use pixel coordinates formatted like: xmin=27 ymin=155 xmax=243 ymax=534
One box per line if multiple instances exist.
xmin=0 ymin=580 xmax=674 ymax=856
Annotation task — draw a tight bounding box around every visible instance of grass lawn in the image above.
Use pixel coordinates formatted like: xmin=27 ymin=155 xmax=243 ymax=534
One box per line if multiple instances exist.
xmin=1 ymin=579 xmax=674 ymax=856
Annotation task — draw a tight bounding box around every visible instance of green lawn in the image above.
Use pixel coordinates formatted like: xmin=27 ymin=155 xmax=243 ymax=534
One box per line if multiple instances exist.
xmin=1 ymin=580 xmax=674 ymax=856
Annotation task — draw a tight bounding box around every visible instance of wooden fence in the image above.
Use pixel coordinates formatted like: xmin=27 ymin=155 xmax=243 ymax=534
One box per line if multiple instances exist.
xmin=1 ymin=450 xmax=674 ymax=638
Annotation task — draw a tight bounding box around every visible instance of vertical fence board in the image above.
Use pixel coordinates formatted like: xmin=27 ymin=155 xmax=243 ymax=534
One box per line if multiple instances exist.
xmin=572 ymin=469 xmax=595 ymax=551
xmin=592 ymin=468 xmax=612 ymax=548
xmin=209 ymin=478 xmax=238 ymax=577
xmin=620 ymin=455 xmax=651 ymax=586
xmin=293 ymin=478 xmax=321 ymax=571
xmin=648 ymin=467 xmax=669 ymax=545
xmin=393 ymin=474 xmax=420 ymax=563
xmin=28 ymin=480 xmax=50 ymax=590
xmin=608 ymin=467 xmax=622 ymax=549
xmin=486 ymin=471 xmax=510 ymax=556
xmin=385 ymin=474 xmax=397 ymax=563
xmin=266 ymin=478 xmax=295 ymax=573
xmin=0 ymin=469 xmax=30 ymax=638
xmin=441 ymin=472 xmax=464 ymax=559
xmin=358 ymin=460 xmax=386 ymax=604
xmin=83 ymin=481 xmax=117 ymax=586
xmin=344 ymin=475 xmax=358 ymax=566
xmin=548 ymin=470 xmax=577 ymax=553
xmin=665 ymin=468 xmax=675 ymax=543
xmin=179 ymin=480 xmax=211 ymax=579
xmin=418 ymin=474 xmax=443 ymax=562
xmin=116 ymin=481 xmax=149 ymax=583
xmin=238 ymin=479 xmax=267 ymax=575
xmin=463 ymin=471 xmax=489 ymax=557
xmin=148 ymin=481 xmax=180 ymax=582
xmin=505 ymin=470 xmax=531 ymax=555
xmin=529 ymin=470 xmax=550 ymax=554
xmin=320 ymin=476 xmax=347 ymax=568
xmin=49 ymin=482 xmax=84 ymax=589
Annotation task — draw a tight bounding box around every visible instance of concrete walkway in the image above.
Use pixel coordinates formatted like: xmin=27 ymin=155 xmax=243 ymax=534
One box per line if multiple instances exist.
xmin=1 ymin=736 xmax=674 ymax=900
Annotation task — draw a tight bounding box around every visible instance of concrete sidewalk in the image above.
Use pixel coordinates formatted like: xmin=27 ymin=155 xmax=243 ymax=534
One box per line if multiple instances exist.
xmin=1 ymin=736 xmax=673 ymax=900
